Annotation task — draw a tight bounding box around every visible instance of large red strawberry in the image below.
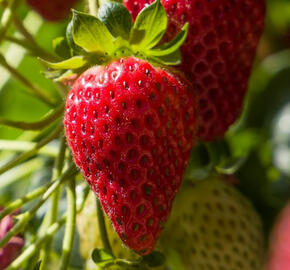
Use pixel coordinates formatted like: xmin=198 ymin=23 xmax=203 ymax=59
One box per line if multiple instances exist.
xmin=124 ymin=0 xmax=266 ymax=141
xmin=65 ymin=56 xmax=196 ymax=254
xmin=45 ymin=1 xmax=197 ymax=254
xmin=27 ymin=0 xmax=79 ymax=21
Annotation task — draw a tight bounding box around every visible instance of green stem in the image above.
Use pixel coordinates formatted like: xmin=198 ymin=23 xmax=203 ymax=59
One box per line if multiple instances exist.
xmin=105 ymin=258 xmax=142 ymax=268
xmin=4 ymin=35 xmax=60 ymax=62
xmin=96 ymin=199 xmax=113 ymax=253
xmin=6 ymin=216 xmax=67 ymax=270
xmin=0 ymin=54 xmax=57 ymax=107
xmin=12 ymin=15 xmax=61 ymax=61
xmin=59 ymin=177 xmax=76 ymax=270
xmin=5 ymin=184 xmax=89 ymax=269
xmin=0 ymin=140 xmax=58 ymax=157
xmin=0 ymin=183 xmax=50 ymax=220
xmin=0 ymin=124 xmax=62 ymax=175
xmin=40 ymin=138 xmax=66 ymax=270
xmin=88 ymin=0 xmax=99 ymax=16
xmin=0 ymin=158 xmax=44 ymax=190
xmin=0 ymin=104 xmax=64 ymax=130
xmin=0 ymin=164 xmax=78 ymax=249
xmin=0 ymin=0 xmax=19 ymax=42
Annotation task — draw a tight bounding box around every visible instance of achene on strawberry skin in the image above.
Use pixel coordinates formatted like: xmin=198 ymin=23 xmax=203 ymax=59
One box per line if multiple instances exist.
xmin=64 ymin=57 xmax=197 ymax=254
xmin=124 ymin=0 xmax=266 ymax=141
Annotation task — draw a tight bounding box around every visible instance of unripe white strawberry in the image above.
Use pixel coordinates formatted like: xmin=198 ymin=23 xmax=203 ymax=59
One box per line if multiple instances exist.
xmin=160 ymin=177 xmax=265 ymax=270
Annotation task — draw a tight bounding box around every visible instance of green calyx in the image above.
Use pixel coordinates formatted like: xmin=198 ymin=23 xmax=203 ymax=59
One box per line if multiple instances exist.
xmin=42 ymin=0 xmax=188 ymax=82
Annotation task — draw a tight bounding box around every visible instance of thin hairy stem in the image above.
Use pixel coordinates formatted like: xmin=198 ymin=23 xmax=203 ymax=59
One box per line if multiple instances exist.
xmin=4 ymin=35 xmax=60 ymax=62
xmin=0 ymin=183 xmax=51 ymax=220
xmin=0 ymin=54 xmax=58 ymax=107
xmin=0 ymin=124 xmax=62 ymax=175
xmin=5 ymin=183 xmax=89 ymax=270
xmin=0 ymin=104 xmax=64 ymax=130
xmin=0 ymin=140 xmax=58 ymax=157
xmin=0 ymin=0 xmax=19 ymax=41
xmin=0 ymin=164 xmax=78 ymax=249
xmin=6 ymin=216 xmax=67 ymax=270
xmin=40 ymin=138 xmax=67 ymax=269
xmin=59 ymin=177 xmax=76 ymax=270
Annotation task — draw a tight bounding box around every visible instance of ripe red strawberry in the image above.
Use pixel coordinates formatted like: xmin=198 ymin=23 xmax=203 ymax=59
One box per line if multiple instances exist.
xmin=64 ymin=56 xmax=196 ymax=254
xmin=265 ymin=201 xmax=290 ymax=270
xmin=124 ymin=0 xmax=266 ymax=141
xmin=160 ymin=177 xmax=265 ymax=269
xmin=27 ymin=0 xmax=78 ymax=21
xmin=46 ymin=1 xmax=195 ymax=254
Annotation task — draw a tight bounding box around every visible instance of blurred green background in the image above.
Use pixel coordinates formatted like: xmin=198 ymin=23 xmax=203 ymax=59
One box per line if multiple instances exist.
xmin=0 ymin=0 xmax=290 ymax=268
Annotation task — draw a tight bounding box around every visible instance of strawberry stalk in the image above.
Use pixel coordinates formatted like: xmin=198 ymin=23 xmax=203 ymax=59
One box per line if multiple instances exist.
xmin=96 ymin=199 xmax=113 ymax=253
xmin=5 ymin=216 xmax=67 ymax=270
xmin=0 ymin=164 xmax=78 ymax=249
xmin=11 ymin=16 xmax=60 ymax=62
xmin=4 ymin=35 xmax=60 ymax=62
xmin=0 ymin=140 xmax=58 ymax=157
xmin=0 ymin=183 xmax=51 ymax=221
xmin=0 ymin=0 xmax=19 ymax=41
xmin=0 ymin=54 xmax=58 ymax=107
xmin=39 ymin=137 xmax=67 ymax=269
xmin=59 ymin=170 xmax=76 ymax=270
xmin=0 ymin=124 xmax=62 ymax=175
xmin=5 ymin=184 xmax=90 ymax=269
xmin=0 ymin=104 xmax=64 ymax=130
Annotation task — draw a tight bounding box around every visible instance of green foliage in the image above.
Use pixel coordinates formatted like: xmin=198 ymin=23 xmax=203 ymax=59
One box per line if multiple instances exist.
xmin=72 ymin=10 xmax=115 ymax=53
xmin=42 ymin=0 xmax=188 ymax=80
xmin=130 ymin=0 xmax=167 ymax=49
xmin=98 ymin=2 xmax=133 ymax=39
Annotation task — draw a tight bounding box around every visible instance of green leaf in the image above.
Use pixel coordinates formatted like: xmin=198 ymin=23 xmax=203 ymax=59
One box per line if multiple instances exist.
xmin=130 ymin=0 xmax=167 ymax=50
xmin=52 ymin=37 xmax=71 ymax=59
xmin=142 ymin=251 xmax=166 ymax=267
xmin=149 ymin=49 xmax=181 ymax=65
xmin=148 ymin=23 xmax=188 ymax=56
xmin=91 ymin=248 xmax=115 ymax=264
xmin=54 ymin=70 xmax=78 ymax=83
xmin=72 ymin=10 xmax=115 ymax=53
xmin=41 ymin=56 xmax=88 ymax=70
xmin=66 ymin=20 xmax=84 ymax=55
xmin=98 ymin=2 xmax=133 ymax=39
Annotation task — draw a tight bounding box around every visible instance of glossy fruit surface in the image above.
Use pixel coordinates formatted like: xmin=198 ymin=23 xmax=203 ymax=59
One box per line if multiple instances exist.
xmin=124 ymin=0 xmax=266 ymax=141
xmin=64 ymin=56 xmax=197 ymax=254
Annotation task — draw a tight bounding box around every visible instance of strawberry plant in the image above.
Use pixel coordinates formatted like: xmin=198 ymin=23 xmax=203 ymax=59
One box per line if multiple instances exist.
xmin=0 ymin=0 xmax=290 ymax=269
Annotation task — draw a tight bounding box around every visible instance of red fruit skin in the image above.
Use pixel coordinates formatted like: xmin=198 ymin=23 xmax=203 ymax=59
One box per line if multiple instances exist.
xmin=64 ymin=57 xmax=196 ymax=254
xmin=124 ymin=0 xmax=266 ymax=141
xmin=27 ymin=0 xmax=78 ymax=21
xmin=0 ymin=209 xmax=24 ymax=270
xmin=266 ymin=202 xmax=290 ymax=270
